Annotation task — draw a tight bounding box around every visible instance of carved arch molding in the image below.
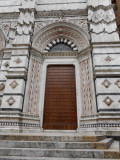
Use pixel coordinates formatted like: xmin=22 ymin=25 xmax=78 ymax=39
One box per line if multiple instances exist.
xmin=32 ymin=21 xmax=89 ymax=52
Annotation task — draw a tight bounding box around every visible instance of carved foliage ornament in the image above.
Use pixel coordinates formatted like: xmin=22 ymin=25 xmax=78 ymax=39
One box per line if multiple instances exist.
xmin=88 ymin=9 xmax=115 ymax=23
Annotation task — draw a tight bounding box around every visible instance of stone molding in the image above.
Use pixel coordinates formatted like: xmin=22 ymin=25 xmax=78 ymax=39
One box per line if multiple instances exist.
xmin=32 ymin=21 xmax=89 ymax=52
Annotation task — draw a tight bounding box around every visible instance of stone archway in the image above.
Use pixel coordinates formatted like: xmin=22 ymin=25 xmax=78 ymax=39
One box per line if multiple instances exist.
xmin=30 ymin=21 xmax=92 ymax=130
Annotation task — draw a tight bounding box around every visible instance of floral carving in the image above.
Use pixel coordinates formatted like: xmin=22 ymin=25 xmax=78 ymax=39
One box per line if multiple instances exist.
xmin=88 ymin=9 xmax=115 ymax=23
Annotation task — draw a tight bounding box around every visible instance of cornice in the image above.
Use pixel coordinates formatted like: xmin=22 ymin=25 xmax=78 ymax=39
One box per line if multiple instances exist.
xmin=88 ymin=4 xmax=114 ymax=11
xmin=0 ymin=12 xmax=19 ymax=19
xmin=35 ymin=9 xmax=88 ymax=19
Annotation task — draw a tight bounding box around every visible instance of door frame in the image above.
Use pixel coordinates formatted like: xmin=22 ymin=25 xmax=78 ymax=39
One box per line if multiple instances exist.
xmin=39 ymin=58 xmax=82 ymax=131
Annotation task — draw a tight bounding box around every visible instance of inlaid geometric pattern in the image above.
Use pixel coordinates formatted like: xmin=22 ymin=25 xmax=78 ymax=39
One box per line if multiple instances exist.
xmin=7 ymin=97 xmax=16 ymax=106
xmin=102 ymin=79 xmax=111 ymax=88
xmin=103 ymin=96 xmax=114 ymax=106
xmin=4 ymin=62 xmax=9 ymax=68
xmin=115 ymin=79 xmax=120 ymax=88
xmin=15 ymin=58 xmax=22 ymax=64
xmin=0 ymin=83 xmax=5 ymax=91
xmin=10 ymin=80 xmax=19 ymax=89
xmin=104 ymin=56 xmax=113 ymax=62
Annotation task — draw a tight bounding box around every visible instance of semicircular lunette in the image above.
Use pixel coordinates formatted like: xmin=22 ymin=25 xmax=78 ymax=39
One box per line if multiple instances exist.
xmin=32 ymin=21 xmax=89 ymax=52
xmin=44 ymin=38 xmax=78 ymax=52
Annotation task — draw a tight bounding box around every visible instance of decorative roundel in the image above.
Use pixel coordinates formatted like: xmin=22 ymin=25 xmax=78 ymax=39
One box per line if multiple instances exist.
xmin=44 ymin=38 xmax=78 ymax=52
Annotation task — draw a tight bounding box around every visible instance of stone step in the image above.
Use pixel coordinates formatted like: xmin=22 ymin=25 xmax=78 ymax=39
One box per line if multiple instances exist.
xmin=92 ymin=138 xmax=113 ymax=149
xmin=0 ymin=135 xmax=106 ymax=142
xmin=0 ymin=148 xmax=119 ymax=159
xmin=0 ymin=157 xmax=117 ymax=160
xmin=0 ymin=138 xmax=113 ymax=150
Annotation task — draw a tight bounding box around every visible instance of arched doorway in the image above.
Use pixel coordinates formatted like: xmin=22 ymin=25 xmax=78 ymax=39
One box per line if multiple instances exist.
xmin=32 ymin=21 xmax=90 ymax=130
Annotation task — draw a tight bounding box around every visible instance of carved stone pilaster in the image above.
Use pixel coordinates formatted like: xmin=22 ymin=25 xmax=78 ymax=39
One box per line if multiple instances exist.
xmin=1 ymin=0 xmax=36 ymax=111
xmin=88 ymin=0 xmax=120 ymax=113
xmin=88 ymin=0 xmax=119 ymax=42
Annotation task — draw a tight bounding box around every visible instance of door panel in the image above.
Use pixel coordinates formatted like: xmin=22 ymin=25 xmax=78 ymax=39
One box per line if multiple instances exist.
xmin=43 ymin=65 xmax=77 ymax=130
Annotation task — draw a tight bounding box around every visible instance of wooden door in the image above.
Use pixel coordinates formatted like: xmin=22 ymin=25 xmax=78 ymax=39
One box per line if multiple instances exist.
xmin=43 ymin=65 xmax=77 ymax=130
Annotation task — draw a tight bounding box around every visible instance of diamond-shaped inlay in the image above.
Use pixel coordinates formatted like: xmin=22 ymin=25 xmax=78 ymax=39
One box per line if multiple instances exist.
xmin=15 ymin=58 xmax=22 ymax=65
xmin=115 ymin=79 xmax=120 ymax=88
xmin=102 ymin=79 xmax=111 ymax=88
xmin=103 ymin=97 xmax=114 ymax=106
xmin=4 ymin=62 xmax=9 ymax=68
xmin=104 ymin=56 xmax=113 ymax=62
xmin=0 ymin=83 xmax=5 ymax=91
xmin=10 ymin=80 xmax=19 ymax=89
xmin=7 ymin=97 xmax=16 ymax=106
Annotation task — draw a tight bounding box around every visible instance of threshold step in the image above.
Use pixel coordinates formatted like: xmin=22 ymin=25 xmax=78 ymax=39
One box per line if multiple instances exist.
xmin=0 ymin=138 xmax=113 ymax=149
xmin=0 ymin=148 xmax=119 ymax=159
xmin=0 ymin=135 xmax=106 ymax=142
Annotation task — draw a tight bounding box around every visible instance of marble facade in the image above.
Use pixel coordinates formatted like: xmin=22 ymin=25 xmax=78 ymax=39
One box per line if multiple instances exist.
xmin=0 ymin=0 xmax=119 ymax=136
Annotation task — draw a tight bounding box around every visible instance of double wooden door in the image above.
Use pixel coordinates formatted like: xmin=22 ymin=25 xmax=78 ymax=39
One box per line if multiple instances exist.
xmin=43 ymin=65 xmax=77 ymax=130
